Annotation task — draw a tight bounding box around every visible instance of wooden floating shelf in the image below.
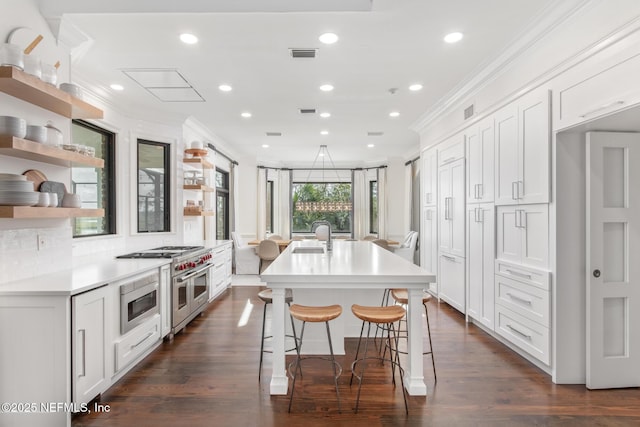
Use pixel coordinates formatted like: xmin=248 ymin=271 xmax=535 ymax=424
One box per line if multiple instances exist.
xmin=0 ymin=206 xmax=104 ymax=219
xmin=0 ymin=136 xmax=104 ymax=168
xmin=183 ymin=184 xmax=214 ymax=192
xmin=183 ymin=209 xmax=214 ymax=217
xmin=0 ymin=66 xmax=103 ymax=119
xmin=183 ymin=157 xmax=213 ymax=169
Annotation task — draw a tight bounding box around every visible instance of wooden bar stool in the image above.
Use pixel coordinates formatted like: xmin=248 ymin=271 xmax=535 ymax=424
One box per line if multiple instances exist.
xmin=350 ymin=304 xmax=408 ymax=414
xmin=390 ymin=288 xmax=437 ymax=382
xmin=258 ymin=288 xmax=300 ymax=382
xmin=287 ymin=304 xmax=343 ymax=413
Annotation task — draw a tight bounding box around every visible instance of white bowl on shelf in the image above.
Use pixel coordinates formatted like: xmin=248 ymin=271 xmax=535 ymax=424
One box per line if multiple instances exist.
xmin=25 ymin=125 xmax=47 ymax=143
xmin=0 ymin=43 xmax=24 ymax=70
xmin=0 ymin=116 xmax=26 ymax=138
xmin=0 ymin=180 xmax=34 ymax=191
xmin=0 ymin=173 xmax=27 ymax=181
xmin=59 ymin=83 xmax=83 ymax=99
xmin=61 ymin=193 xmax=81 ymax=208
xmin=0 ymin=191 xmax=39 ymax=206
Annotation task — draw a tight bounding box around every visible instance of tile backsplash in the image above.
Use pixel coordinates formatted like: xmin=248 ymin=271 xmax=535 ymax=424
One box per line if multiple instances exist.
xmin=0 ymin=227 xmax=72 ymax=283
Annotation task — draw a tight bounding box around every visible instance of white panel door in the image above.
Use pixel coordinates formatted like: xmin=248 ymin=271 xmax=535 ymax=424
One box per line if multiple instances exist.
xmin=467 ymin=204 xmax=495 ymax=328
xmin=496 ymin=206 xmax=521 ymax=265
xmin=450 ymin=158 xmax=466 ymax=257
xmin=438 ymin=165 xmax=452 ymax=253
xmin=466 ymin=127 xmax=480 ymax=203
xmin=520 ymin=204 xmax=549 ymax=269
xmin=422 ymin=206 xmax=438 ymax=295
xmin=586 ymin=131 xmax=640 ymax=389
xmin=439 ymin=253 xmax=465 ymax=313
xmin=467 ymin=118 xmax=495 ymax=204
xmin=494 ymin=104 xmax=519 ymax=205
xmin=422 ymin=148 xmax=437 ymax=206
xmin=519 ymin=90 xmax=550 ymax=204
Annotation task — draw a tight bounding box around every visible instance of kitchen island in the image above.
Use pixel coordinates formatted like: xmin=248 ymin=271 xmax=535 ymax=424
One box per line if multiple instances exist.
xmin=260 ymin=239 xmax=435 ymax=396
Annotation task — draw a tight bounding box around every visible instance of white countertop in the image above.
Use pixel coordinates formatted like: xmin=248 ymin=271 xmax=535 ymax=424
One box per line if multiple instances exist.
xmin=260 ymin=240 xmax=435 ymax=286
xmin=0 ymin=240 xmax=232 ymax=297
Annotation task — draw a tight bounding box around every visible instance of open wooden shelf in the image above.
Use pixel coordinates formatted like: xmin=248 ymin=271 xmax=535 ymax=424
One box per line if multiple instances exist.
xmin=183 ymin=184 xmax=214 ymax=192
xmin=183 ymin=209 xmax=214 ymax=217
xmin=0 ymin=136 xmax=104 ymax=168
xmin=0 ymin=206 xmax=104 ymax=219
xmin=0 ymin=66 xmax=103 ymax=119
xmin=183 ymin=157 xmax=213 ymax=169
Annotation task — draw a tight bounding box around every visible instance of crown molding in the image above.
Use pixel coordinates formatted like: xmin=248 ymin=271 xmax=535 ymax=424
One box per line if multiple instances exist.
xmin=410 ymin=0 xmax=594 ymax=134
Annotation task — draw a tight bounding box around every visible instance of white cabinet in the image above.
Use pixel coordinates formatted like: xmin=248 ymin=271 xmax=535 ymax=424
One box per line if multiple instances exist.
xmin=496 ymin=204 xmax=549 ymax=269
xmin=495 ymin=88 xmax=550 ymax=205
xmin=72 ymin=285 xmax=111 ymax=406
xmin=210 ymin=241 xmax=233 ymax=301
xmin=421 ymin=147 xmax=438 ymax=206
xmin=466 ymin=117 xmax=494 ymax=204
xmin=438 ymin=157 xmax=465 ymax=258
xmin=421 ymin=205 xmax=438 ymax=295
xmin=114 ymin=315 xmax=161 ymax=373
xmin=160 ymin=264 xmax=171 ymax=338
xmin=439 ymin=253 xmax=465 ymax=313
xmin=466 ymin=203 xmax=495 ymax=329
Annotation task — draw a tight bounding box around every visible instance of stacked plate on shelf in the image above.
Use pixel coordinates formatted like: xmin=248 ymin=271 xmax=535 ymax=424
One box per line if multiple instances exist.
xmin=0 ymin=116 xmax=27 ymax=138
xmin=0 ymin=174 xmax=39 ymax=206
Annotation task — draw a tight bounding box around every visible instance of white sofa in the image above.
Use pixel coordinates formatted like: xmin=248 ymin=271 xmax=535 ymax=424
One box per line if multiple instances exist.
xmin=231 ymin=232 xmax=260 ymax=275
xmin=392 ymin=231 xmax=418 ymax=264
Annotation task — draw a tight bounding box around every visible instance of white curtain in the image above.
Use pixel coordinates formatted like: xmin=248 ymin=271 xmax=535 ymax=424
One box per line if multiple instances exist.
xmin=277 ymin=169 xmax=291 ymax=238
xmin=404 ymin=162 xmax=412 ymax=235
xmin=256 ymin=167 xmax=267 ymax=240
xmin=352 ymin=169 xmax=367 ymax=239
xmin=377 ymin=167 xmax=388 ymax=239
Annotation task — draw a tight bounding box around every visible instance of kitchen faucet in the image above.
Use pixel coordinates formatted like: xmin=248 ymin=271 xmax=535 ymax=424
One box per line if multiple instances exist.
xmin=311 ymin=220 xmax=332 ymax=252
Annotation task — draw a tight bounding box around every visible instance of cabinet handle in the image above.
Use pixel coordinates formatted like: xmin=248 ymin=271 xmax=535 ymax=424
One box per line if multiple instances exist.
xmin=426 ymin=192 xmax=432 ymax=204
xmin=512 ymin=181 xmax=518 ymax=200
xmin=131 ymin=331 xmax=155 ymax=350
xmin=474 ymin=207 xmax=483 ymax=223
xmin=426 ymin=209 xmax=432 ymax=221
xmin=519 ymin=209 xmax=526 ymax=229
xmin=444 ymin=197 xmax=450 ymax=220
xmin=441 ymin=156 xmax=457 ymax=165
xmin=478 ymin=183 xmax=483 ymax=199
xmin=441 ymin=255 xmax=456 ymax=262
xmin=506 ymin=292 xmax=533 ymax=305
xmin=579 ymin=100 xmax=624 ymax=118
xmin=506 ymin=324 xmax=532 ymax=340
xmin=448 ymin=197 xmax=453 ymax=220
xmin=518 ymin=181 xmax=523 ymax=200
xmin=505 ymin=269 xmax=532 ymax=279
xmin=514 ymin=210 xmax=520 ymax=228
xmin=78 ymin=329 xmax=86 ymax=378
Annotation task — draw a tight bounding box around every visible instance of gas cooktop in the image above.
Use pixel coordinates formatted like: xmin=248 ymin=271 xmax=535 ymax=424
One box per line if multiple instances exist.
xmin=116 ymin=246 xmax=204 ymax=259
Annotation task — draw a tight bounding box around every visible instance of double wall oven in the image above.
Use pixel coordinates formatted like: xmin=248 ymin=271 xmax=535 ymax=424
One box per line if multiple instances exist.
xmin=117 ymin=246 xmax=213 ymax=335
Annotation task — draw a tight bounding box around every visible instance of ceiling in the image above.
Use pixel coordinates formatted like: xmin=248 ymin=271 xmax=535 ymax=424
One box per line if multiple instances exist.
xmin=41 ymin=0 xmax=558 ymax=166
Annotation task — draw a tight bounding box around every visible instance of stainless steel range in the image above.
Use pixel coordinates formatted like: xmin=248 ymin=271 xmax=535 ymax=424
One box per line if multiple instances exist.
xmin=117 ymin=245 xmax=213 ymax=335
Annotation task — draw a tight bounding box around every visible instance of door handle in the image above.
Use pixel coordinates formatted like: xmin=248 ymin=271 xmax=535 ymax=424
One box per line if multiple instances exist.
xmin=519 ymin=209 xmax=526 ymax=229
xmin=477 ymin=183 xmax=483 ymax=199
xmin=442 ymin=255 xmax=456 ymax=262
xmin=506 ymin=324 xmax=532 ymax=340
xmin=593 ymin=269 xmax=601 ymax=278
xmin=506 ymin=292 xmax=533 ymax=305
xmin=426 ymin=209 xmax=432 ymax=221
xmin=512 ymin=181 xmax=518 ymax=200
xmin=518 ymin=181 xmax=524 ymax=200
xmin=514 ymin=210 xmax=520 ymax=228
xmin=78 ymin=329 xmax=86 ymax=378
xmin=506 ymin=269 xmax=532 ymax=279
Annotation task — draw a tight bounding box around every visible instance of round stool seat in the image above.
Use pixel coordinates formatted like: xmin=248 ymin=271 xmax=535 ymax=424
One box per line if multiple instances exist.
xmin=390 ymin=289 xmax=432 ymax=305
xmin=258 ymin=288 xmax=293 ymax=304
xmin=289 ymin=304 xmax=342 ymax=323
xmin=351 ymin=304 xmax=406 ymax=324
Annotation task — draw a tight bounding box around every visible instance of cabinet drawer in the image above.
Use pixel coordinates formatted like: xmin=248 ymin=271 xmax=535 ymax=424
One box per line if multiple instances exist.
xmin=438 ymin=140 xmax=465 ymax=166
xmin=495 ymin=305 xmax=550 ymax=365
xmin=495 ymin=260 xmax=549 ymax=290
xmin=495 ymin=275 xmax=549 ymax=327
xmin=115 ymin=315 xmax=160 ymax=372
xmin=557 ymin=52 xmax=640 ymax=129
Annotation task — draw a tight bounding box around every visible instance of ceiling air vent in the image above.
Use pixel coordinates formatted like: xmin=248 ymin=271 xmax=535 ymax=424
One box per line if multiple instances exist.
xmin=266 ymin=132 xmax=282 ymax=137
xmin=464 ymin=104 xmax=474 ymax=120
xmin=299 ymin=108 xmax=317 ymax=114
xmin=367 ymin=131 xmax=384 ymax=136
xmin=290 ymin=48 xmax=317 ymax=58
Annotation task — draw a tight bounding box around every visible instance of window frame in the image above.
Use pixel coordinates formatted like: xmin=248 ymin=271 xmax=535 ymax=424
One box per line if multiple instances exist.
xmin=71 ymin=120 xmax=116 ymax=238
xmin=215 ymin=168 xmax=230 ymax=240
xmin=137 ymin=139 xmax=171 ymax=233
xmin=369 ymin=180 xmax=378 ymax=234
xmin=266 ymin=180 xmax=274 ymax=233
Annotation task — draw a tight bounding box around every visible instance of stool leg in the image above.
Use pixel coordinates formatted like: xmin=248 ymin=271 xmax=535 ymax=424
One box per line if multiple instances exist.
xmin=325 ymin=320 xmax=341 ymax=413
xmin=424 ymin=302 xmax=436 ymax=383
xmin=288 ymin=321 xmax=306 ymax=413
xmin=354 ymin=321 xmax=372 ymax=414
xmin=258 ymin=301 xmax=268 ymax=382
xmin=350 ymin=320 xmax=366 ymax=386
xmin=374 ymin=289 xmax=391 ymax=354
xmin=287 ymin=302 xmax=303 ymax=379
xmin=389 ymin=320 xmax=409 ymax=414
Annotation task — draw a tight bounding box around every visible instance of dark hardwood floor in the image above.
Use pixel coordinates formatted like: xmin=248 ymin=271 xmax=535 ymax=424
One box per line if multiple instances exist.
xmin=73 ymin=285 xmax=640 ymax=427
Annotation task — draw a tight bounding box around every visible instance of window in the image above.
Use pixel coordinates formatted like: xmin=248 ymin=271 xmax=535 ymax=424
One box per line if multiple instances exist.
xmin=216 ymin=168 xmax=229 ymax=240
xmin=266 ymin=180 xmax=274 ymax=233
xmin=71 ymin=120 xmax=115 ymax=237
xmin=292 ymin=182 xmax=352 ymax=233
xmin=369 ymin=180 xmax=378 ymax=234
xmin=137 ymin=139 xmax=170 ymax=232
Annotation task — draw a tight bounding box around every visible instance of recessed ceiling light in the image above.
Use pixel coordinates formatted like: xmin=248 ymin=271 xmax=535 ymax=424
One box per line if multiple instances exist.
xmin=262 ymin=144 xmax=269 ymax=148
xmin=444 ymin=32 xmax=464 ymax=44
xmin=319 ymin=33 xmax=339 ymax=44
xmin=241 ymin=112 xmax=252 ymax=118
xmin=219 ymin=84 xmax=232 ymax=92
xmin=320 ymin=112 xmax=331 ymax=118
xmin=320 ymin=130 xmax=329 ymax=135
xmin=389 ymin=111 xmax=400 ymax=118
xmin=319 ymin=84 xmax=334 ymax=92
xmin=110 ymin=84 xmax=124 ymax=91
xmin=409 ymin=84 xmax=423 ymax=91
xmin=367 ymin=144 xmax=375 ymax=148
xmin=180 ymin=33 xmax=198 ymax=44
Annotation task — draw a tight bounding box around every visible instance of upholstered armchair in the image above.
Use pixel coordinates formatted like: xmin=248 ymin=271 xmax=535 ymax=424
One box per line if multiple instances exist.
xmin=392 ymin=231 xmax=419 ymax=263
xmin=231 ymin=232 xmax=260 ymax=275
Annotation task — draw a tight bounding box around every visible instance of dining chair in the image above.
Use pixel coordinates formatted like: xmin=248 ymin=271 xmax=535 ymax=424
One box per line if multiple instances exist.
xmin=268 ymin=234 xmax=283 ymax=241
xmin=231 ymin=231 xmax=260 ymax=274
xmin=256 ymin=239 xmax=280 ymax=274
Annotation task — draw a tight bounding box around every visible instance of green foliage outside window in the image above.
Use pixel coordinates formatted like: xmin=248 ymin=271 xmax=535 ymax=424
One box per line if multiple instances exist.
xmin=292 ymin=183 xmax=352 ymax=233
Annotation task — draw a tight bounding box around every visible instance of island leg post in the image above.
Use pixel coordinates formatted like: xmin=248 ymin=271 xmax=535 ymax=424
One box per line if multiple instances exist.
xmin=269 ymin=287 xmax=289 ymax=394
xmin=403 ymin=287 xmax=428 ymax=396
